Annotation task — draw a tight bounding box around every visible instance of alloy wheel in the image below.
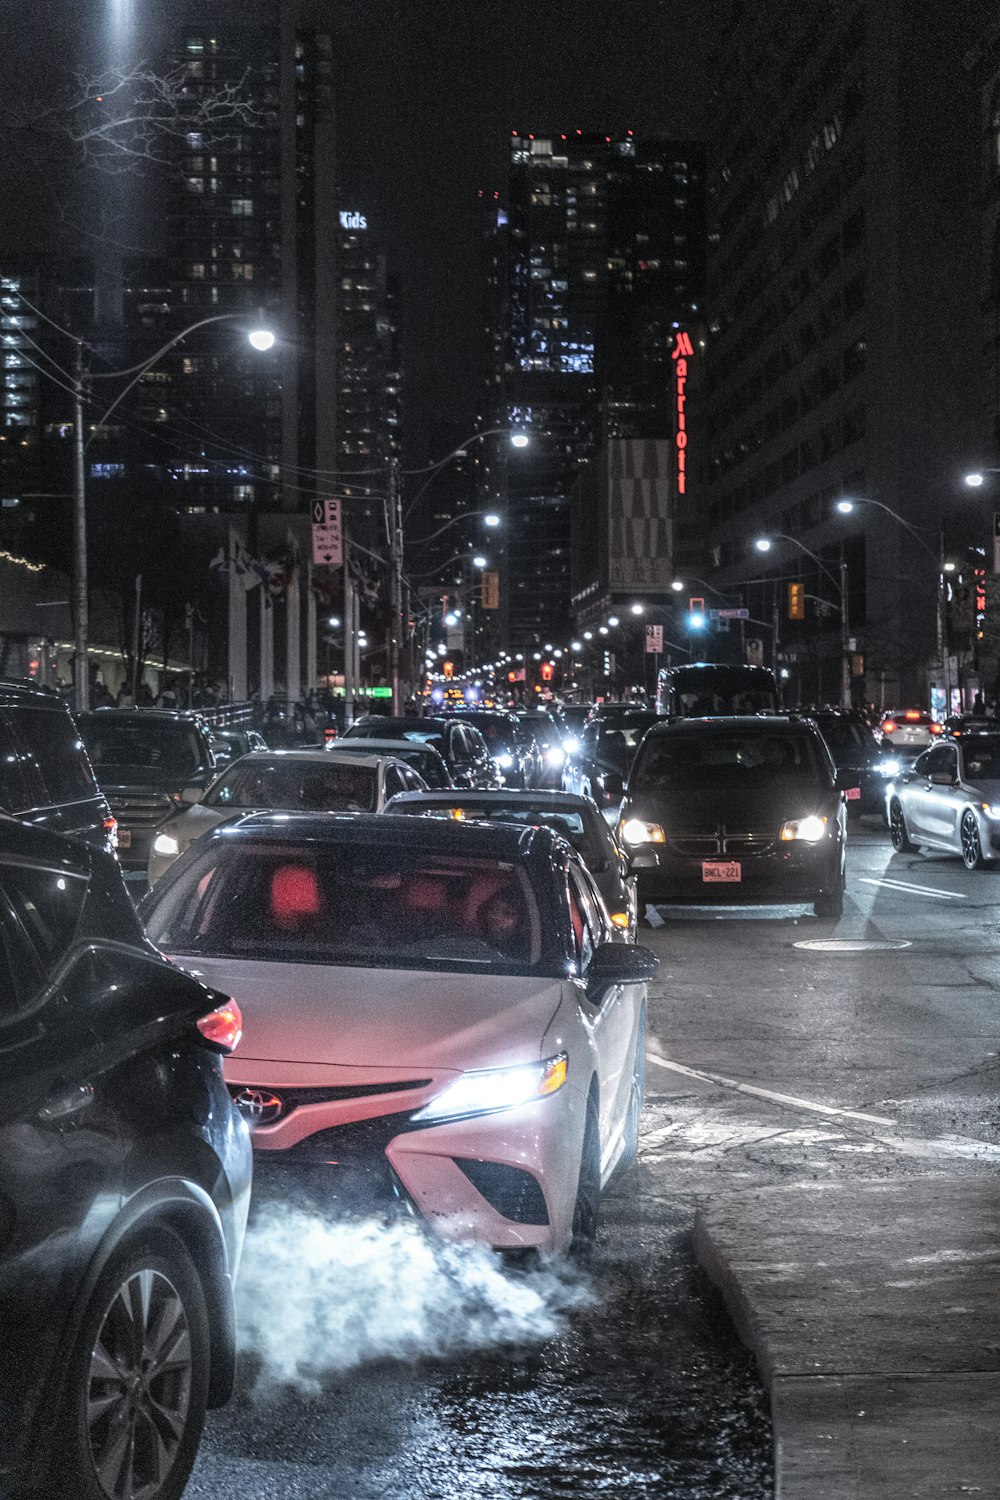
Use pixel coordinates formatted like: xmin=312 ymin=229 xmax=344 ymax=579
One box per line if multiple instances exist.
xmin=961 ymin=812 xmax=985 ymax=870
xmin=86 ymin=1268 xmax=193 ymax=1500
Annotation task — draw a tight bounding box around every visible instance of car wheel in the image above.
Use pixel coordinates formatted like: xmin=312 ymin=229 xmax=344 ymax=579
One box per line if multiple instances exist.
xmin=617 ymin=1009 xmax=646 ymax=1174
xmin=814 ymin=889 xmax=844 ymax=918
xmin=570 ymin=1091 xmax=601 ymax=1259
xmin=57 ymin=1230 xmax=210 ymax=1500
xmin=889 ymin=799 xmax=917 ymax=853
xmin=961 ymin=810 xmax=993 ymax=871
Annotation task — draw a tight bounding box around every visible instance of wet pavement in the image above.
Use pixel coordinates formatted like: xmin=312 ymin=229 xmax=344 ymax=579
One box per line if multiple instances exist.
xmin=185 ymin=820 xmax=999 ymax=1497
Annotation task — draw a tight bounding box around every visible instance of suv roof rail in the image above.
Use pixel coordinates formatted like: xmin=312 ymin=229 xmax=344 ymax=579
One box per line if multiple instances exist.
xmin=0 ymin=676 xmax=61 ymax=698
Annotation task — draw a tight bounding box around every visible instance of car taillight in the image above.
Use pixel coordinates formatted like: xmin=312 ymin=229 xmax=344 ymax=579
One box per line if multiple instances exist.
xmin=905 ymin=710 xmax=921 ymax=721
xmin=882 ymin=721 xmax=896 ymax=733
xmin=103 ymin=816 xmax=118 ymax=849
xmin=610 ymin=910 xmax=631 ymax=931
xmin=324 ymin=727 xmax=338 ymax=743
xmin=930 ymin=722 xmax=944 ymax=735
xmin=195 ymin=1000 xmax=243 ymax=1054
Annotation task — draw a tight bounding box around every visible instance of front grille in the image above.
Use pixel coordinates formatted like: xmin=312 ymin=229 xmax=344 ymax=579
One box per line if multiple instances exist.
xmin=670 ymin=825 xmax=775 ymax=857
xmin=107 ymin=789 xmax=175 ymax=827
xmin=228 ymin=1079 xmax=430 ymax=1122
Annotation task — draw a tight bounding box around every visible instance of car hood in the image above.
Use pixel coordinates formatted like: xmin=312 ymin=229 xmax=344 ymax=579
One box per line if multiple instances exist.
xmin=163 ymin=953 xmax=566 ymax=1075
xmin=963 ymin=776 xmax=1000 ymax=799
xmin=625 ymin=783 xmax=835 ymax=830
xmin=164 ymin=803 xmax=234 ymax=842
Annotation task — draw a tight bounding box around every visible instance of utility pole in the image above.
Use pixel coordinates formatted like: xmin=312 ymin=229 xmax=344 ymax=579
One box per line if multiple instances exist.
xmin=72 ymin=340 xmax=89 ymax=712
xmin=840 ymin=555 xmax=851 ymax=709
xmin=388 ymin=456 xmax=404 ymax=713
xmin=343 ymin=536 xmax=355 ymax=727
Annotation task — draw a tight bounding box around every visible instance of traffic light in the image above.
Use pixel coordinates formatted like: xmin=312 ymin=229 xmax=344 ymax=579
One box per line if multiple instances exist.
xmin=788 ymin=581 xmax=805 ymax=620
xmin=687 ymin=595 xmax=706 ymax=632
xmin=540 ymin=661 xmax=554 ymax=682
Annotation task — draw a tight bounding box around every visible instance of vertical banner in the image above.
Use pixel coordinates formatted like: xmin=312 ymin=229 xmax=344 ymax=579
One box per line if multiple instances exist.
xmin=312 ymin=498 xmax=343 ymax=567
xmin=993 ymin=512 xmax=1000 ymax=575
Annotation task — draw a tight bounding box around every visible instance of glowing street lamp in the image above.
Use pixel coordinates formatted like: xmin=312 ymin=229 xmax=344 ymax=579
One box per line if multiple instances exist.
xmin=510 ymin=432 xmax=530 ymax=448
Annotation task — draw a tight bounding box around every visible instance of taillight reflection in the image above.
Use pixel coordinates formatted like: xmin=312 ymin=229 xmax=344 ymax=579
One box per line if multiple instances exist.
xmin=196 ymin=1000 xmax=243 ymax=1054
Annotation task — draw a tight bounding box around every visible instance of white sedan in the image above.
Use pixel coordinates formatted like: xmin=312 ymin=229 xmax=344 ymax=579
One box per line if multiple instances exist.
xmin=140 ymin=811 xmax=657 ymax=1254
xmin=146 ymin=748 xmax=427 ymax=885
xmin=887 ymin=734 xmax=1000 ymax=869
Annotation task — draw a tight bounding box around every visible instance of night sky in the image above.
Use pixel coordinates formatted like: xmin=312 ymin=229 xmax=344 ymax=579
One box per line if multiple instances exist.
xmin=3 ymin=0 xmax=710 ymax=459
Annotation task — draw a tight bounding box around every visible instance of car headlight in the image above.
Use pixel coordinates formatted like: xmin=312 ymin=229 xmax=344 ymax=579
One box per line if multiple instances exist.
xmin=780 ymin=815 xmax=828 ymax=843
xmin=620 ymin=818 xmax=666 ymax=845
xmin=546 ymin=746 xmax=565 ymax=767
xmin=982 ymin=803 xmax=1000 ymax=818
xmin=563 ymin=736 xmax=580 ymax=755
xmin=875 ymin=758 xmax=900 ymax=776
xmin=496 ymin=753 xmax=515 ymax=769
xmin=152 ymin=832 xmax=181 ymax=857
xmin=412 ymin=1053 xmax=568 ymax=1123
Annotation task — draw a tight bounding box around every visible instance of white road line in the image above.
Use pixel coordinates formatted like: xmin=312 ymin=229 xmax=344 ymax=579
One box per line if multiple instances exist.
xmin=859 ymin=876 xmax=967 ymax=901
xmin=645 ymin=1049 xmax=897 ymax=1127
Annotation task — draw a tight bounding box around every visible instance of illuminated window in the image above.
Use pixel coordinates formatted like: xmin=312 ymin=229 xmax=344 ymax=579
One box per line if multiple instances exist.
xmin=232 ymin=264 xmax=254 ymax=281
xmin=231 ymin=199 xmax=254 ymax=217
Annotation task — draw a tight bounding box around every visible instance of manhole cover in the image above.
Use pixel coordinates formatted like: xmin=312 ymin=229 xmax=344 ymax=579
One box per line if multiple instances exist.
xmin=793 ymin=938 xmax=912 ymax=952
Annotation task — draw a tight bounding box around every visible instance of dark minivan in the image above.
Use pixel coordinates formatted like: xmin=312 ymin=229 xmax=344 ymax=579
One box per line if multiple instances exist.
xmin=0 ymin=678 xmax=113 ymax=849
xmin=77 ymin=708 xmax=219 ymax=870
xmin=0 ymin=813 xmax=251 ymax=1499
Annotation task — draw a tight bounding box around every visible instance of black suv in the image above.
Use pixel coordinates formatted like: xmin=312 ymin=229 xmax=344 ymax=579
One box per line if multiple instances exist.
xmin=0 ymin=813 xmax=251 ymax=1499
xmin=77 ymin=708 xmax=219 ymax=870
xmin=619 ymin=715 xmax=851 ymax=918
xmin=0 ymin=678 xmax=113 ymax=850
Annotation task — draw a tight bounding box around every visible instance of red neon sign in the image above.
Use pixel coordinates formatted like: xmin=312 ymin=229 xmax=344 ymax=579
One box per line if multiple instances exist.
xmin=672 ymin=331 xmax=694 ymax=495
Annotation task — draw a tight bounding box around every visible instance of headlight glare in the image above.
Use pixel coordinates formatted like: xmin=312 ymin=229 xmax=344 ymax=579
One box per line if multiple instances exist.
xmin=412 ymin=1053 xmax=568 ymax=1122
xmin=875 ymin=758 xmax=900 ymax=776
xmin=546 ymin=746 xmax=565 ymax=767
xmin=497 ymin=753 xmax=514 ymax=769
xmin=621 ymin=818 xmax=666 ymax=845
xmin=563 ymin=736 xmax=580 ymax=754
xmin=152 ymin=832 xmax=181 ymax=856
xmin=780 ymin=815 xmax=828 ymax=843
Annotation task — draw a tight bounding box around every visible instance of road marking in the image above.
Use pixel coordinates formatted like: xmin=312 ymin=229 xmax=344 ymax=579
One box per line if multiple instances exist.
xmin=859 ymin=876 xmax=967 ymax=901
xmin=645 ymin=1048 xmax=897 ymax=1127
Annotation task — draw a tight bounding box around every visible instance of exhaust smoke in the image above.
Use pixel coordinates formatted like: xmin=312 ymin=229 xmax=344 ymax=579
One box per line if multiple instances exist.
xmin=237 ymin=1206 xmax=592 ymax=1390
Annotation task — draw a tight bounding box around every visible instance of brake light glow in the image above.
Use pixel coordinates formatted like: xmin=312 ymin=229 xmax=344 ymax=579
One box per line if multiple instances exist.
xmin=930 ymin=722 xmax=944 ymax=735
xmin=882 ymin=721 xmax=896 ymax=733
xmin=103 ymin=816 xmax=118 ymax=849
xmin=610 ymin=910 xmax=631 ymax=930
xmin=195 ymin=1000 xmax=243 ymax=1054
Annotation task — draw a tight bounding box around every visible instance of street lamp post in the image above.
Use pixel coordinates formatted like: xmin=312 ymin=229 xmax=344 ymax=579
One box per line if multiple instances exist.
xmin=756 ymin=534 xmax=850 ymax=707
xmin=69 ymin=312 xmax=274 ymax=712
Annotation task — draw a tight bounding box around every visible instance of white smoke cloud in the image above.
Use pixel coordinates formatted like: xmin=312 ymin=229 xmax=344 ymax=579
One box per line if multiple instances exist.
xmin=236 ymin=1207 xmax=592 ymax=1391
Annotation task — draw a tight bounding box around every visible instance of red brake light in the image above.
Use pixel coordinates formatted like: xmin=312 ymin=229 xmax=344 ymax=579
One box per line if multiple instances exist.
xmin=930 ymin=722 xmax=943 ymax=735
xmin=196 ymin=1000 xmax=243 ymax=1054
xmin=103 ymin=816 xmax=118 ymax=849
xmin=905 ymin=710 xmax=920 ymax=721
xmin=882 ymin=721 xmax=896 ymax=733
xmin=324 ymin=727 xmax=338 ymax=742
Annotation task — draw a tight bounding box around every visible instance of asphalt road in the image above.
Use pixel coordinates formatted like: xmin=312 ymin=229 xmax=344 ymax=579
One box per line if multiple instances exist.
xmin=185 ymin=819 xmax=999 ymax=1499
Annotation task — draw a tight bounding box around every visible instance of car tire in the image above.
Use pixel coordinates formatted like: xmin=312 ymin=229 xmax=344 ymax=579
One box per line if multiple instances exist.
xmin=570 ymin=1091 xmax=601 ymax=1259
xmin=617 ymin=1009 xmax=646 ymax=1174
xmin=961 ymin=810 xmax=994 ymax=871
xmin=889 ymin=799 xmax=917 ymax=853
xmin=814 ymin=889 xmax=844 ymax=918
xmin=55 ymin=1230 xmax=211 ymax=1500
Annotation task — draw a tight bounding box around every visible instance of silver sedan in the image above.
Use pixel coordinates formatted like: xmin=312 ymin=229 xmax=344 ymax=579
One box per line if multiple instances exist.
xmin=887 ymin=735 xmax=1000 ymax=869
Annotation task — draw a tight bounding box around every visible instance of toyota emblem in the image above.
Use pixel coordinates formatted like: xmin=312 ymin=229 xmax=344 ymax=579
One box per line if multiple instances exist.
xmin=234 ymin=1088 xmax=284 ymax=1126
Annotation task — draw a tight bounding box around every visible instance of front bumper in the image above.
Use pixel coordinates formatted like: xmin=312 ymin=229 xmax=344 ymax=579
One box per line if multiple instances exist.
xmin=632 ymin=838 xmax=842 ymax=904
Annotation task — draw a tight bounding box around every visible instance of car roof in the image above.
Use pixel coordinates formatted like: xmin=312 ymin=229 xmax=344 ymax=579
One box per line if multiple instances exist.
xmin=224 ymin=749 xmax=394 ymax=769
xmin=0 ymin=809 xmax=91 ymax=873
xmin=203 ymin=808 xmax=562 ymax=861
xmin=386 ymin=788 xmax=596 ymax=813
xmin=355 ymin=715 xmax=448 ymax=731
xmin=643 ymin=714 xmax=820 ymax=738
xmin=77 ymin=708 xmax=205 ymax=724
xmin=327 ymin=736 xmax=446 ymax=758
xmin=0 ymin=677 xmax=66 ymax=706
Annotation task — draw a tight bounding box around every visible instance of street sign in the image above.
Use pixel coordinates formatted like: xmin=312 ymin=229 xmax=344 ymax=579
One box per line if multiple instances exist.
xmin=710 ymin=607 xmax=749 ymax=620
xmin=645 ymin=624 xmax=663 ymax=654
xmin=311 ymin=498 xmax=343 ymax=567
xmin=481 ymin=571 xmax=500 ymax=609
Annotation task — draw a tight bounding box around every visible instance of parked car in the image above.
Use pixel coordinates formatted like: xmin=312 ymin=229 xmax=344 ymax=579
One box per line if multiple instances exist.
xmin=323 ymin=734 xmax=454 ymax=789
xmin=345 ymin=715 xmax=502 ymax=789
xmin=0 ymin=813 xmax=251 ymax=1500
xmin=76 ymin=709 xmax=219 ymax=871
xmin=618 ymin=715 xmax=851 ymax=918
xmin=887 ymin=734 xmax=1000 ymax=868
xmin=0 ymin=677 xmax=114 ymax=850
xmin=384 ymin=787 xmax=639 ymax=939
xmin=209 ymin=726 xmax=269 ymax=767
xmin=140 ymin=812 xmax=657 ymax=1255
xmin=148 ymin=748 xmax=426 ymax=885
xmin=563 ymin=709 xmax=660 ymax=810
xmin=805 ymin=709 xmax=896 ymax=818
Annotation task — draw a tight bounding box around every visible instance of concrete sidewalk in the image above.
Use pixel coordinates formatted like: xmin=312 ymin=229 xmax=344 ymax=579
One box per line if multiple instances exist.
xmin=693 ymin=1178 xmax=1000 ymax=1499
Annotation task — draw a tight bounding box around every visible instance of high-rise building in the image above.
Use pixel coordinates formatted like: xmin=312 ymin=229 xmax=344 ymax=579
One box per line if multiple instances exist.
xmin=482 ymin=132 xmax=705 ymax=649
xmin=701 ymin=0 xmax=988 ymax=707
xmin=336 ymin=210 xmax=402 ymax=477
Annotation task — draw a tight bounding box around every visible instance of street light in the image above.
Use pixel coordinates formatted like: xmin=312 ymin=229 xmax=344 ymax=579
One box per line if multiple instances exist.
xmin=471 ymin=555 xmax=488 ymax=569
xmin=510 ymin=432 xmax=530 ymax=448
xmin=755 ymin=532 xmax=850 ymax=707
xmin=70 ymin=312 xmax=275 ymax=711
xmin=629 ymin=602 xmax=645 ymax=616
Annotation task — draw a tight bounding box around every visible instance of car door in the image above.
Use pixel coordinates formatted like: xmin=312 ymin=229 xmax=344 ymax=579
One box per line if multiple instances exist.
xmin=900 ymin=747 xmax=937 ymax=839
xmin=911 ymin=744 xmax=955 ymax=845
xmin=568 ymin=864 xmax=637 ymax=1167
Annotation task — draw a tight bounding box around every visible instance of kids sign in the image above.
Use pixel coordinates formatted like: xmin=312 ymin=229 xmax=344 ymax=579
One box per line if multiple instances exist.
xmin=672 ymin=330 xmax=694 ymax=496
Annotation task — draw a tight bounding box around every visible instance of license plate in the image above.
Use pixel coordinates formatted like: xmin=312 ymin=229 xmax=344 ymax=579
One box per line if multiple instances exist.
xmin=117 ymin=829 xmax=132 ymax=849
xmin=846 ymin=786 xmax=861 ymax=800
xmin=702 ymin=860 xmax=741 ymax=883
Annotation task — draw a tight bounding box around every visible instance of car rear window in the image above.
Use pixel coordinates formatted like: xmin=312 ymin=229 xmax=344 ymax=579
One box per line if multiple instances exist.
xmin=633 ymin=731 xmax=827 ymax=789
xmin=814 ymin=721 xmax=874 ymax=754
xmin=80 ymin=720 xmax=204 ymax=777
xmin=144 ymin=840 xmax=549 ymax=976
xmin=395 ymin=803 xmax=606 ymax=870
xmin=205 ymin=760 xmax=377 ymax=812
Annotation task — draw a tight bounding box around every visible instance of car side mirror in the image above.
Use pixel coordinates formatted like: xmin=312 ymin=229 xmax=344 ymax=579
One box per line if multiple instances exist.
xmin=603 ymin=771 xmax=625 ymax=799
xmin=929 ymin=771 xmax=956 ymax=786
xmin=585 ymin=940 xmax=658 ymax=1000
xmin=181 ymin=786 xmax=203 ymax=805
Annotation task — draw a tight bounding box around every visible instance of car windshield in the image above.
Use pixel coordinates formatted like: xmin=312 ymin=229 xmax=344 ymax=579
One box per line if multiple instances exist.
xmin=80 ymin=721 xmax=203 ymax=777
xmin=961 ymin=738 xmax=1000 ymax=780
xmin=399 ymin=803 xmax=606 ymax=870
xmin=633 ymin=731 xmax=826 ymax=789
xmin=144 ymin=840 xmax=547 ymax=975
xmin=205 ymin=760 xmax=376 ymax=811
